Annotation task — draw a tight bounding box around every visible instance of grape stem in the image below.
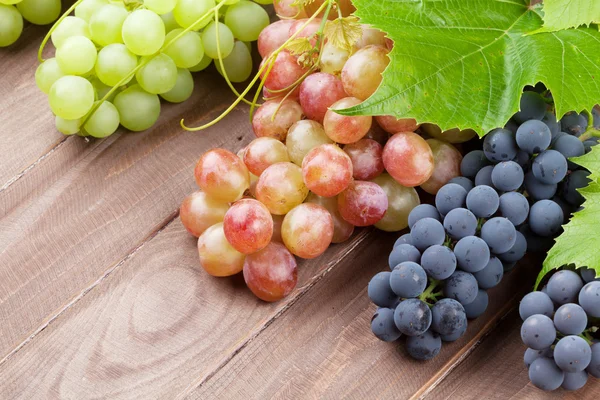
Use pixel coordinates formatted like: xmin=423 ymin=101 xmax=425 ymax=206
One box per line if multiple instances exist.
xmin=81 ymin=0 xmax=231 ymax=129
xmin=419 ymin=279 xmax=441 ymax=305
xmin=268 ymin=0 xmax=333 ymax=121
xmin=182 ymin=0 xmax=333 ymax=131
xmin=578 ymin=109 xmax=600 ymax=141
xmin=212 ymin=4 xmax=255 ymax=107
xmin=37 ymin=0 xmax=86 ymax=62
xmin=580 ymin=332 xmax=594 ymax=345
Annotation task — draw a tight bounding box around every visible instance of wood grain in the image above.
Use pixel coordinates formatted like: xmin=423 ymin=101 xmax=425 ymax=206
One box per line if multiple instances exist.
xmin=0 ymin=219 xmax=373 ymax=399
xmin=186 ymin=240 xmax=540 ymax=400
xmin=0 ymin=22 xmax=65 ymax=188
xmin=424 ymin=310 xmax=600 ymax=400
xmin=0 ymin=66 xmax=257 ymax=361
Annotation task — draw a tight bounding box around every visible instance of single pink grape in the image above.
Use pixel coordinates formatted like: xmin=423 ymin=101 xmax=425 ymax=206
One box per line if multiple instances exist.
xmin=383 ymin=132 xmax=434 ymax=187
xmin=376 ymin=115 xmax=420 ymax=134
xmin=341 ymin=45 xmax=389 ymax=101
xmin=223 ymin=199 xmax=273 ymax=254
xmin=323 ymin=97 xmax=372 ymax=144
xmin=337 ymin=181 xmax=388 ymax=226
xmin=298 ymin=72 xmax=347 ymax=123
xmin=180 ymin=191 xmax=229 ymax=237
xmin=258 ymin=20 xmax=294 ymax=58
xmin=255 ymin=162 xmax=309 ymax=215
xmin=420 ymin=139 xmax=463 ymax=195
xmin=306 ymin=192 xmax=355 ymax=243
xmin=243 ymin=137 xmax=290 ymax=176
xmin=252 ymin=99 xmax=303 ymax=141
xmin=343 ymin=139 xmax=384 ymax=181
xmin=288 ymin=18 xmax=321 ymax=45
xmin=243 ymin=241 xmax=298 ymax=302
xmin=197 ymin=223 xmax=245 ymax=277
xmin=282 ymin=203 xmax=333 ymax=259
xmin=302 ymin=144 xmax=353 ymax=197
xmin=260 ymin=50 xmax=309 ymax=93
xmin=194 ymin=148 xmax=250 ymax=203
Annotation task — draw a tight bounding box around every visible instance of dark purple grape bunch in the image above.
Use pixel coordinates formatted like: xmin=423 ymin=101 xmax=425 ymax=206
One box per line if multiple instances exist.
xmin=367 ymin=91 xmax=598 ymax=362
xmin=462 ymin=91 xmax=598 ymax=253
xmin=520 ymin=268 xmax=599 ymax=391
xmin=367 ymin=172 xmax=524 ymax=361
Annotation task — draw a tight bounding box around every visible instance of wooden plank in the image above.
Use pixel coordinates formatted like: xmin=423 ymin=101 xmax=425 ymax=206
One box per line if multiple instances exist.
xmin=0 ymin=23 xmax=65 ymax=188
xmin=0 ymin=67 xmax=256 ymax=360
xmin=424 ymin=310 xmax=600 ymax=400
xmin=0 ymin=219 xmax=373 ymax=399
xmin=185 ymin=237 xmax=540 ymax=399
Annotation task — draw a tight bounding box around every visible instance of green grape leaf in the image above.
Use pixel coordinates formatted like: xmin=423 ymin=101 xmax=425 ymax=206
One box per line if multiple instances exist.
xmin=537 ymin=147 xmax=600 ymax=288
xmin=542 ymin=0 xmax=600 ymax=32
xmin=339 ymin=0 xmax=600 ymax=137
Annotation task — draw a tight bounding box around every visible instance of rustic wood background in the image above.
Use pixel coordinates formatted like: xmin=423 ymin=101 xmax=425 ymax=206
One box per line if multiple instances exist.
xmin=1 ymin=11 xmax=598 ymax=400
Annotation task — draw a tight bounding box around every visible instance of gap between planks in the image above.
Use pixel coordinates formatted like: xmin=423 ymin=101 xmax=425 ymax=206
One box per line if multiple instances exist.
xmin=0 ymin=208 xmax=180 ymax=367
xmin=175 ymin=229 xmax=373 ymax=400
xmin=0 ymin=135 xmax=70 ymax=194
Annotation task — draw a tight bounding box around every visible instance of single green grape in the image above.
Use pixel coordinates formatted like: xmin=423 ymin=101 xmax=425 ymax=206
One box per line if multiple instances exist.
xmin=50 ymin=16 xmax=90 ymax=49
xmin=35 ymin=58 xmax=65 ymax=94
xmin=188 ymin=52 xmax=212 ymax=72
xmin=84 ymin=101 xmax=120 ymax=138
xmin=144 ymin=0 xmax=177 ymax=15
xmin=163 ymin=28 xmax=204 ymax=68
xmin=135 ymin=53 xmax=178 ymax=94
xmin=0 ymin=5 xmax=23 ymax=47
xmin=224 ymin=1 xmax=269 ymax=42
xmin=48 ymin=75 xmax=95 ymax=120
xmin=113 ymin=84 xmax=161 ymax=131
xmin=95 ymin=43 xmax=138 ymax=87
xmin=16 ymin=0 xmax=61 ymax=25
xmin=122 ymin=9 xmax=166 ymax=56
xmin=173 ymin=0 xmax=215 ymax=30
xmin=202 ymin=21 xmax=234 ymax=59
xmin=160 ymin=68 xmax=194 ymax=103
xmin=215 ymin=40 xmax=252 ymax=82
xmin=56 ymin=36 xmax=97 ymax=76
xmin=89 ymin=4 xmax=128 ymax=46
xmin=160 ymin=12 xmax=180 ymax=33
xmin=74 ymin=0 xmax=108 ymax=22
xmin=55 ymin=116 xmax=82 ymax=135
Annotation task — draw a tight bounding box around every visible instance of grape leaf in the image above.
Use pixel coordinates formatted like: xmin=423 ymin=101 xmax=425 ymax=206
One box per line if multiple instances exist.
xmin=542 ymin=0 xmax=600 ymax=32
xmin=536 ymin=147 xmax=600 ymax=288
xmin=338 ymin=0 xmax=600 ymax=137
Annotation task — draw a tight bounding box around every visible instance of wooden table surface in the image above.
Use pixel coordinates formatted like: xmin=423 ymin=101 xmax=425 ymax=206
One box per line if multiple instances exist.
xmin=1 ymin=16 xmax=599 ymax=400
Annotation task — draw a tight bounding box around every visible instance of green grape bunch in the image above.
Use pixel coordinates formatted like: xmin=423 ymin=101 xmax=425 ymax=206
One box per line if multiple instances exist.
xmin=0 ymin=0 xmax=62 ymax=47
xmin=33 ymin=0 xmax=272 ymax=138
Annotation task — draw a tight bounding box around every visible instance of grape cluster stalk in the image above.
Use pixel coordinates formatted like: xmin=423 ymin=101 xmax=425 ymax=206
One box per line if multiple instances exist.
xmin=368 ymin=89 xmax=600 ymax=364
xmin=34 ymin=0 xmax=272 ymax=137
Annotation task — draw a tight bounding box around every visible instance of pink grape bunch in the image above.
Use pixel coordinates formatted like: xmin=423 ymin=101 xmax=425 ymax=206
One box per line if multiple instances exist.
xmin=178 ymin=15 xmax=471 ymax=302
